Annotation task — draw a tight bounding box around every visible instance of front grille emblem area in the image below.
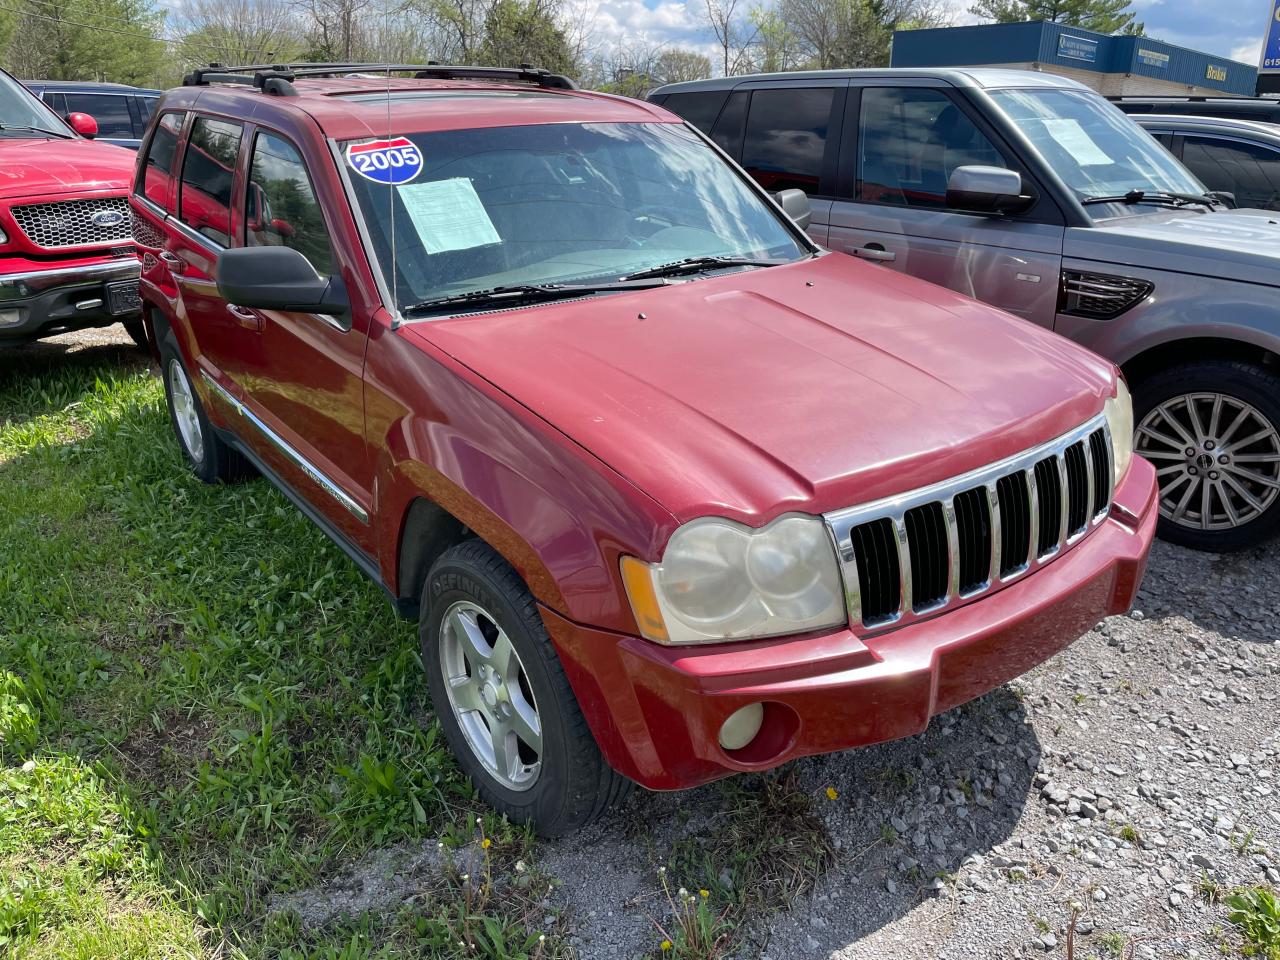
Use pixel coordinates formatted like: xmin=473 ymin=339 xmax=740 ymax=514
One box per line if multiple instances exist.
xmin=92 ymin=210 xmax=126 ymax=229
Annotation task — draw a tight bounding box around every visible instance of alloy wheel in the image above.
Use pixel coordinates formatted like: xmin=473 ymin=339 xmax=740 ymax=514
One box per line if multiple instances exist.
xmin=438 ymin=600 xmax=542 ymax=791
xmin=1135 ymin=392 xmax=1280 ymax=532
xmin=167 ymin=359 xmax=205 ymax=464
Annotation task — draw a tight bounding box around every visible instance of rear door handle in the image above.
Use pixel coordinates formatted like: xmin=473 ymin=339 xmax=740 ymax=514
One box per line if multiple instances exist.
xmin=158 ymin=251 xmax=186 ymax=274
xmin=227 ymin=304 xmax=262 ymax=331
xmin=851 ymin=246 xmax=897 ymax=263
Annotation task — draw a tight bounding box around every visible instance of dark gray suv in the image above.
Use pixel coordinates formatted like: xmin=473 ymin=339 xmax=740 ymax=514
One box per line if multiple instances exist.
xmin=651 ymin=69 xmax=1280 ymax=553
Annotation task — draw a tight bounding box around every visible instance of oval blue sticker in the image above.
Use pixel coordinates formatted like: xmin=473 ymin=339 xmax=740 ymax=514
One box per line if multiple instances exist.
xmin=346 ymin=136 xmax=423 ymax=185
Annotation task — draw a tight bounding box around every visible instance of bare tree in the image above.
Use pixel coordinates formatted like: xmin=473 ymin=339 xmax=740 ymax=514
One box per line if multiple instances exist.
xmin=703 ymin=0 xmax=756 ymax=75
xmin=172 ymin=0 xmax=305 ymax=67
xmin=297 ymin=0 xmax=374 ymax=60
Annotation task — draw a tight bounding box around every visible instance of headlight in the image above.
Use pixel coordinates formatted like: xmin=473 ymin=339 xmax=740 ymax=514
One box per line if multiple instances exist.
xmin=1104 ymin=376 xmax=1134 ymax=487
xmin=620 ymin=514 xmax=846 ymax=644
xmin=0 ymin=226 xmax=7 ymax=244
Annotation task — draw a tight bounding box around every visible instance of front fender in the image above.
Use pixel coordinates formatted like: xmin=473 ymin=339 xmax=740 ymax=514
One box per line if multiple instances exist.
xmin=364 ymin=320 xmax=676 ymax=634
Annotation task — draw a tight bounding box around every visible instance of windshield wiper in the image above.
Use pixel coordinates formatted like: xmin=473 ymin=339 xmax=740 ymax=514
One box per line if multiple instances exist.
xmin=0 ymin=123 xmax=72 ymax=139
xmin=618 ymin=255 xmax=789 ymax=282
xmin=1080 ymin=189 xmax=1217 ymax=211
xmin=402 ymin=279 xmax=669 ymax=315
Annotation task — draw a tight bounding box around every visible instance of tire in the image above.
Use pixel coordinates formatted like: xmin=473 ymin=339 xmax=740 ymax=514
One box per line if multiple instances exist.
xmin=158 ymin=332 xmax=253 ymax=485
xmin=1132 ymin=360 xmax=1280 ymax=552
xmin=122 ymin=317 xmax=148 ymax=350
xmin=421 ymin=540 xmax=630 ymax=836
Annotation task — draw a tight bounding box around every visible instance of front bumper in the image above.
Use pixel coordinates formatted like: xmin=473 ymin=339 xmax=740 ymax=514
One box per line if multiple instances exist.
xmin=0 ymin=258 xmax=140 ymax=343
xmin=542 ymin=456 xmax=1159 ymax=791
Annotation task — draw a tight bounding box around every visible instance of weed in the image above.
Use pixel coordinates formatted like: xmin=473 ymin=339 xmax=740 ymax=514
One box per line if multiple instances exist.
xmin=1227 ymin=887 xmax=1280 ymax=959
xmin=1098 ymin=932 xmax=1128 ymax=957
xmin=1117 ymin=824 xmax=1141 ymax=844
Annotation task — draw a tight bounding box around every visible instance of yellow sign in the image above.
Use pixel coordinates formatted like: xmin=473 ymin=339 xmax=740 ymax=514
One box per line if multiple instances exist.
xmin=1206 ymin=64 xmax=1228 ymax=82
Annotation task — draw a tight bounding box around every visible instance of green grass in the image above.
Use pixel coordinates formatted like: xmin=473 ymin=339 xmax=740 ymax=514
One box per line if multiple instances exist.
xmin=0 ymin=345 xmax=560 ymax=958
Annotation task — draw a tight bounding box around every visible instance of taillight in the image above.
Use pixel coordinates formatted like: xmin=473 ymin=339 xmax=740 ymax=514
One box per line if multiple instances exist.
xmin=1059 ymin=271 xmax=1153 ymax=321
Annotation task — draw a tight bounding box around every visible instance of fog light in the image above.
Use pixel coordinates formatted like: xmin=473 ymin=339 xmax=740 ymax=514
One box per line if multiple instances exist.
xmin=718 ymin=702 xmax=764 ymax=751
xmin=0 ymin=309 xmax=24 ymax=328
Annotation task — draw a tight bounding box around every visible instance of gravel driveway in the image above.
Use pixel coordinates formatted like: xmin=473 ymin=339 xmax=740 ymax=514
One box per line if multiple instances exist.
xmin=541 ymin=537 xmax=1279 ymax=959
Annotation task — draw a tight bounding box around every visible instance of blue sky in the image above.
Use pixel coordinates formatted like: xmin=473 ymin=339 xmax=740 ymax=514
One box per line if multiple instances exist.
xmin=583 ymin=0 xmax=1277 ymax=69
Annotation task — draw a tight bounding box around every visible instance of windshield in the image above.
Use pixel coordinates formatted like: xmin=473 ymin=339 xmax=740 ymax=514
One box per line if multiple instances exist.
xmin=342 ymin=122 xmax=809 ymax=314
xmin=0 ymin=71 xmax=66 ymax=134
xmin=988 ymin=88 xmax=1206 ymax=207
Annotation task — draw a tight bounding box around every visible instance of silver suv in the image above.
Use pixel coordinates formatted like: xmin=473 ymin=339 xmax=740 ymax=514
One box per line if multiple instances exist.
xmin=651 ymin=69 xmax=1280 ymax=553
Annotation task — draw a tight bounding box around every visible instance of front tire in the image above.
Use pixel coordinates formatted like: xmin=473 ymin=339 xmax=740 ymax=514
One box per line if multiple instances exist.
xmin=158 ymin=333 xmax=253 ymax=485
xmin=1133 ymin=360 xmax=1280 ymax=552
xmin=421 ymin=540 xmax=629 ymax=836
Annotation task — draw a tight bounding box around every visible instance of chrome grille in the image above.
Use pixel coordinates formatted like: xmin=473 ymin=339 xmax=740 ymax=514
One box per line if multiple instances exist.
xmin=825 ymin=416 xmax=1113 ymax=632
xmin=10 ymin=196 xmax=132 ymax=249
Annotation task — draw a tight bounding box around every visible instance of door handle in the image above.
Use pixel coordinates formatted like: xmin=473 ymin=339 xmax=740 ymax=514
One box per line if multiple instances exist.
xmin=158 ymin=251 xmax=186 ymax=274
xmin=227 ymin=304 xmax=262 ymax=331
xmin=851 ymin=246 xmax=897 ymax=263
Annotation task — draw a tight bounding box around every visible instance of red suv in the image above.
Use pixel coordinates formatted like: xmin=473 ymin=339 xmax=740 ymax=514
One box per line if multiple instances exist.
xmin=132 ymin=64 xmax=1159 ymax=835
xmin=0 ymin=69 xmax=143 ymax=346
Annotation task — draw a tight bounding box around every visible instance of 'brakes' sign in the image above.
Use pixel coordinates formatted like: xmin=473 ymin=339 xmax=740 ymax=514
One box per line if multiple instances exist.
xmin=346 ymin=137 xmax=423 ymax=184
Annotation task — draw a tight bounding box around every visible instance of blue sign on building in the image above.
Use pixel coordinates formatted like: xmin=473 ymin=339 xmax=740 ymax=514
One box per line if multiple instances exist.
xmin=1136 ymin=47 xmax=1170 ymax=70
xmin=1058 ymin=33 xmax=1098 ymax=63
xmin=1263 ymin=0 xmax=1280 ymax=73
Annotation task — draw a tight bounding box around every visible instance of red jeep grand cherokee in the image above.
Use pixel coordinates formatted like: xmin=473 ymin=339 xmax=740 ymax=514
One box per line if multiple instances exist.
xmin=132 ymin=63 xmax=1158 ymax=835
xmin=0 ymin=69 xmax=143 ymax=346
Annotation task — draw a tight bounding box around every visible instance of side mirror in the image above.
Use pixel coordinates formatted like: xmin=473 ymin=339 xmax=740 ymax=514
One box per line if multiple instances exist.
xmin=946 ymin=165 xmax=1034 ymax=216
xmin=215 ymin=246 xmax=348 ymax=316
xmin=268 ymin=218 xmax=296 ymax=238
xmin=67 ymin=112 xmax=98 ymax=138
xmin=773 ymin=188 xmax=812 ymax=230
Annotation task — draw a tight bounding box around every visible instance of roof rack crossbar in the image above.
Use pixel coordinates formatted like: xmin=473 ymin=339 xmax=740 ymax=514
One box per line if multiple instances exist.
xmin=182 ymin=62 xmax=577 ymax=94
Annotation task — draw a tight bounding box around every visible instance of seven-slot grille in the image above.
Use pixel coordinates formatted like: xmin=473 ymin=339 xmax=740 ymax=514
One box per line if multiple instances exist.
xmin=826 ymin=416 xmax=1114 ymax=630
xmin=9 ymin=197 xmax=132 ymax=249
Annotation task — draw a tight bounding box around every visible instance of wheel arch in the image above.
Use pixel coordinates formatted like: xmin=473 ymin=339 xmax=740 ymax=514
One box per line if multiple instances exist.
xmin=394 ymin=496 xmax=471 ymax=618
xmin=1120 ymin=335 xmax=1279 ymax=388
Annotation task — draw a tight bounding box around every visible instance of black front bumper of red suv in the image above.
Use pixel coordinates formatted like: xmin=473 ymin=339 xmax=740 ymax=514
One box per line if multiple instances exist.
xmin=0 ymin=258 xmax=141 ymax=343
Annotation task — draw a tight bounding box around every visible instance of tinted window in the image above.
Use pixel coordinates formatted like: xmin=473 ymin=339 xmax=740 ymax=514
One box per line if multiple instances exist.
xmin=857 ymin=88 xmax=1006 ymax=209
xmin=741 ymin=88 xmax=833 ymax=193
xmin=246 ymin=132 xmax=334 ymax=275
xmin=62 ymin=93 xmax=133 ymax=138
xmin=661 ymin=91 xmax=728 ymax=134
xmin=710 ymin=90 xmax=747 ymax=157
xmin=180 ymin=117 xmax=243 ymax=246
xmin=137 ymin=96 xmax=156 ymax=122
xmin=1181 ymin=136 xmax=1280 ymax=211
xmin=139 ymin=111 xmax=184 ymax=209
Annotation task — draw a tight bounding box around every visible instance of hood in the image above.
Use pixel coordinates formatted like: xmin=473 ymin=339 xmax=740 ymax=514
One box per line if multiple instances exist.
xmin=407 ymin=254 xmax=1115 ymax=524
xmin=1069 ymin=208 xmax=1280 ymax=288
xmin=0 ymin=137 xmax=135 ymax=200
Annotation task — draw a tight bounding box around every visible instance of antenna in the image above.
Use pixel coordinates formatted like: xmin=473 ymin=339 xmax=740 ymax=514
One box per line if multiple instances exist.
xmin=385 ymin=6 xmax=398 ymax=326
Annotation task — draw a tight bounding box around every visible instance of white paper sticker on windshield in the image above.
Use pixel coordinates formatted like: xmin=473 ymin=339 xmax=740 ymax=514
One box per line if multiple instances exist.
xmin=1038 ymin=118 xmax=1112 ymax=167
xmin=398 ymin=178 xmax=501 ymax=254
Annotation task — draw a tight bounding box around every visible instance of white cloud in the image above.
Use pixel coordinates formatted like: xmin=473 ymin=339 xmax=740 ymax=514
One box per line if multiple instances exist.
xmin=1231 ymin=40 xmax=1264 ymax=65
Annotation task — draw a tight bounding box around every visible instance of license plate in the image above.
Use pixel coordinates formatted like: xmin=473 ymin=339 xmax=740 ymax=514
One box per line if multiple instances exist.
xmin=106 ymin=279 xmax=141 ymax=316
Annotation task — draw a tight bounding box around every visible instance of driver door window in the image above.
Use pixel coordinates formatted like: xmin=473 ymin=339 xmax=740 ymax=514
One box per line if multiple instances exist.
xmin=246 ymin=132 xmax=334 ymax=275
xmin=857 ymin=88 xmax=1007 ymax=208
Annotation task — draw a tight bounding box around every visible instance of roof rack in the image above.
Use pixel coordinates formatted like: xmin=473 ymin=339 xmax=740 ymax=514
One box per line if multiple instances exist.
xmin=182 ymin=62 xmax=578 ymax=97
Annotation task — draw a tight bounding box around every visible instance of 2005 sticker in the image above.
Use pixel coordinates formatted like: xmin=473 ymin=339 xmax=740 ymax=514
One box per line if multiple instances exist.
xmin=346 ymin=137 xmax=423 ymax=184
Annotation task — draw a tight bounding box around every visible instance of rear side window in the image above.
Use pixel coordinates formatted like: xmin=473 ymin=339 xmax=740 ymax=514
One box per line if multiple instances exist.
xmin=709 ymin=90 xmax=747 ymax=157
xmin=246 ymin=132 xmax=334 ymax=275
xmin=180 ymin=117 xmax=243 ymax=247
xmin=138 ymin=111 xmax=184 ymax=209
xmin=137 ymin=96 xmax=157 ymax=122
xmin=1181 ymin=136 xmax=1280 ymax=210
xmin=62 ymin=93 xmax=133 ymax=139
xmin=740 ymin=88 xmax=834 ymax=193
xmin=856 ymin=87 xmax=1007 ymax=209
xmin=661 ymin=91 xmax=728 ymax=135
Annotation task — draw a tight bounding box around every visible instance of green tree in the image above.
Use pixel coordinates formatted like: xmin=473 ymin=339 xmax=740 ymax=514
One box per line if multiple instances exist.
xmin=652 ymin=48 xmax=711 ymax=85
xmin=476 ymin=0 xmax=574 ymax=74
xmin=4 ymin=0 xmax=169 ymax=84
xmin=969 ymin=0 xmax=1143 ymax=35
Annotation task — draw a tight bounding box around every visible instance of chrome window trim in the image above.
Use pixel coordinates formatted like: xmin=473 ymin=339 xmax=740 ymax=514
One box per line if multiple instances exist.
xmin=198 ymin=370 xmax=369 ymax=524
xmin=824 ymin=413 xmax=1111 ymax=634
xmin=168 ymin=213 xmax=227 ymax=253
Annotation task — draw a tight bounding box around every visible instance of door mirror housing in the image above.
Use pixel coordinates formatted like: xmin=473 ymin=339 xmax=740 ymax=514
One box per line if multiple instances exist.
xmin=67 ymin=112 xmax=98 ymax=138
xmin=216 ymin=246 xmax=348 ymax=316
xmin=773 ymin=188 xmax=812 ymax=230
xmin=946 ymin=165 xmax=1034 ymax=216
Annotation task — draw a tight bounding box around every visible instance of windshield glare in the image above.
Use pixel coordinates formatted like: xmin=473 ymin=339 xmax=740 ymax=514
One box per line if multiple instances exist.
xmin=0 ymin=71 xmax=65 ymax=133
xmin=988 ymin=88 xmax=1206 ymax=206
xmin=343 ymin=122 xmax=808 ymax=313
